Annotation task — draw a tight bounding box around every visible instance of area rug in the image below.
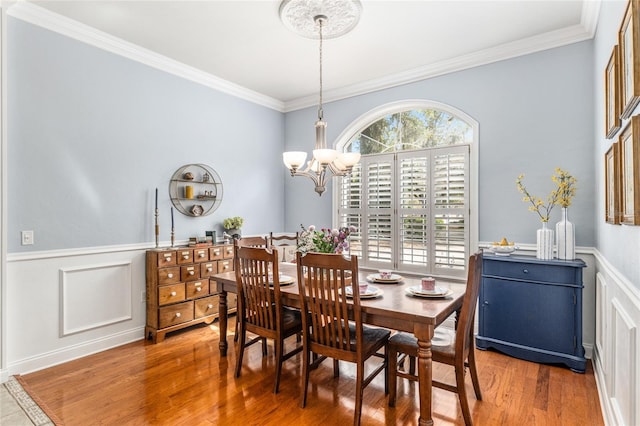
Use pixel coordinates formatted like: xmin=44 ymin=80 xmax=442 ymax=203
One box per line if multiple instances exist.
xmin=4 ymin=375 xmax=62 ymax=425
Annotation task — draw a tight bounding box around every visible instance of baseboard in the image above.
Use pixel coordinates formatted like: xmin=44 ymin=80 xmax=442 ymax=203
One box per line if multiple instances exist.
xmin=7 ymin=327 xmax=144 ymax=375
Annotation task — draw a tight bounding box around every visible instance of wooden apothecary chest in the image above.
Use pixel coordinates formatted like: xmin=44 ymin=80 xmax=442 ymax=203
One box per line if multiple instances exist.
xmin=145 ymin=244 xmax=236 ymax=343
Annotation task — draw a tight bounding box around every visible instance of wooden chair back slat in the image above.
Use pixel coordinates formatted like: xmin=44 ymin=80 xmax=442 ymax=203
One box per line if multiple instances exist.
xmin=297 ymin=253 xmax=360 ymax=352
xmin=235 ymin=246 xmax=280 ymax=332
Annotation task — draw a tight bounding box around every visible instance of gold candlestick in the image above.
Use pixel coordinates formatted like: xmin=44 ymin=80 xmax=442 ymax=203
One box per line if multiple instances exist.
xmin=171 ymin=227 xmax=175 ymax=247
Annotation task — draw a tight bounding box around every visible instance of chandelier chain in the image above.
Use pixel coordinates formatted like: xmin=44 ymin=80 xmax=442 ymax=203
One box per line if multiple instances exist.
xmin=318 ymin=16 xmax=324 ymax=121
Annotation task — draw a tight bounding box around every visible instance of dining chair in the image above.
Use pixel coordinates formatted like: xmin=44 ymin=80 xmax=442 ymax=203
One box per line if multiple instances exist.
xmin=269 ymin=231 xmax=299 ymax=246
xmin=233 ymin=236 xmax=269 ymax=344
xmin=269 ymin=232 xmax=299 ymax=263
xmin=295 ymin=251 xmax=389 ymax=426
xmin=387 ymin=251 xmax=484 ymax=426
xmin=235 ymin=236 xmax=269 ymax=247
xmin=233 ymin=245 xmax=303 ymax=393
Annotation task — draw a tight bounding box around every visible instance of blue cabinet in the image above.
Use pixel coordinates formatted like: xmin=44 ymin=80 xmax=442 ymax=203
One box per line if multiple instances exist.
xmin=476 ymin=254 xmax=587 ymax=372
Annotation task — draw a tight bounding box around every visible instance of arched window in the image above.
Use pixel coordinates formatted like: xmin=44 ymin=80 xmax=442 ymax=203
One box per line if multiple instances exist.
xmin=334 ymin=101 xmax=478 ymax=279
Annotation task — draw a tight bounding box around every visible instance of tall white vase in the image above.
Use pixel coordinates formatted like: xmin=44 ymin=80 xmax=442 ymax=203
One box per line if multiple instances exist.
xmin=536 ymin=221 xmax=554 ymax=260
xmin=555 ymin=207 xmax=575 ymax=260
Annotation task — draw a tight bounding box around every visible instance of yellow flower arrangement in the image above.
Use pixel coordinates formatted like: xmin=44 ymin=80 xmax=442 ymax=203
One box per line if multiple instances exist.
xmin=551 ymin=168 xmax=577 ymax=208
xmin=516 ymin=168 xmax=577 ymax=222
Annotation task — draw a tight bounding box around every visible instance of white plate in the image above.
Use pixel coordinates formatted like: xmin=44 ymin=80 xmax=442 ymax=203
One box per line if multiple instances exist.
xmin=366 ymin=273 xmax=403 ymax=283
xmin=343 ymin=285 xmax=383 ymax=299
xmin=405 ymin=286 xmax=453 ymax=298
xmin=268 ymin=274 xmax=295 ymax=286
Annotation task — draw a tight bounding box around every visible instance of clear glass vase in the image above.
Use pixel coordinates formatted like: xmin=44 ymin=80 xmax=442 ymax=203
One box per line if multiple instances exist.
xmin=555 ymin=207 xmax=575 ymax=260
xmin=536 ymin=221 xmax=554 ymax=260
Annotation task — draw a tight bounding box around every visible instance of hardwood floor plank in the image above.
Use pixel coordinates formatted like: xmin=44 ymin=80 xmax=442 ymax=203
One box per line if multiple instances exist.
xmin=20 ymin=321 xmax=604 ymax=425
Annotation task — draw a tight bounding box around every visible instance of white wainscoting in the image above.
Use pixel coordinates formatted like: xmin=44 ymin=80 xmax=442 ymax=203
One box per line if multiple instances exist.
xmin=3 ymin=244 xmax=149 ymax=377
xmin=59 ymin=261 xmax=133 ymax=336
xmin=593 ymin=251 xmax=640 ymax=426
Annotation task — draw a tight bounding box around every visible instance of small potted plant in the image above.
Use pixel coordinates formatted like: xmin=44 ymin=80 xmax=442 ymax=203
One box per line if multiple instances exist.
xmin=223 ymin=216 xmax=244 ymax=239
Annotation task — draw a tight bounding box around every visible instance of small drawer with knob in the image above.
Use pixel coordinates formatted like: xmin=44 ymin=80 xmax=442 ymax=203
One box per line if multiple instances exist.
xmin=157 ymin=250 xmax=176 ymax=267
xmin=483 ymin=258 xmax=577 ymax=285
xmin=186 ymin=280 xmax=209 ymax=299
xmin=194 ymin=295 xmax=219 ymax=317
xmin=159 ymin=301 xmax=194 ymax=328
xmin=223 ymin=245 xmax=234 ymax=259
xmin=193 ymin=248 xmax=209 ymax=262
xmin=200 ymin=262 xmax=217 ymax=278
xmin=209 ymin=246 xmax=223 ymax=260
xmin=180 ymin=265 xmax=200 ymax=281
xmin=158 ymin=283 xmax=186 ymax=306
xmin=217 ymin=259 xmax=233 ymax=273
xmin=177 ymin=249 xmax=194 ymax=264
xmin=158 ymin=267 xmax=180 ymax=285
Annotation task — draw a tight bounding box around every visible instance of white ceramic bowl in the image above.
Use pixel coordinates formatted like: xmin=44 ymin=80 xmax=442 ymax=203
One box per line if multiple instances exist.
xmin=489 ymin=244 xmax=517 ymax=256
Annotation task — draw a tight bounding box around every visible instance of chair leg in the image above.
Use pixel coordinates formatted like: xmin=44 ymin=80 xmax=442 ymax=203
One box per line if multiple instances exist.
xmin=333 ymin=359 xmax=340 ymax=378
xmin=354 ymin=360 xmax=365 ymax=426
xmin=455 ymin=364 xmax=473 ymax=426
xmin=234 ymin=322 xmax=246 ymax=378
xmin=262 ymin=337 xmax=268 ymax=356
xmin=383 ymin=345 xmax=389 ymax=395
xmin=388 ymin=346 xmax=398 ymax=407
xmin=273 ymin=337 xmax=283 ymax=394
xmin=409 ymin=355 xmax=416 ymax=375
xmin=300 ymin=346 xmax=310 ymax=408
xmin=468 ymin=348 xmax=482 ymax=400
xmin=233 ymin=318 xmax=239 ymax=342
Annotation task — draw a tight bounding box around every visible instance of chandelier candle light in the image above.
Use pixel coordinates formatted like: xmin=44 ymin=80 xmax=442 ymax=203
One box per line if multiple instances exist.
xmin=280 ymin=0 xmax=362 ymax=196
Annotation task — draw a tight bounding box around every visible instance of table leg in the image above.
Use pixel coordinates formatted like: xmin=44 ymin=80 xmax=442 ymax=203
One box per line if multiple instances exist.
xmin=219 ymin=288 xmax=228 ymax=357
xmin=415 ymin=323 xmax=435 ymax=426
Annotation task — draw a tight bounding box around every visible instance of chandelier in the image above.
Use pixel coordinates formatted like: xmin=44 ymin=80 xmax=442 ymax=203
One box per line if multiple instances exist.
xmin=280 ymin=0 xmax=362 ymax=196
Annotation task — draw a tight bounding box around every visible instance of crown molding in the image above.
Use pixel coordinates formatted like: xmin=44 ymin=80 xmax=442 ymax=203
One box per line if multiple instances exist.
xmin=7 ymin=2 xmax=286 ymax=112
xmin=284 ymin=20 xmax=598 ymax=112
xmin=7 ymin=0 xmax=600 ymax=114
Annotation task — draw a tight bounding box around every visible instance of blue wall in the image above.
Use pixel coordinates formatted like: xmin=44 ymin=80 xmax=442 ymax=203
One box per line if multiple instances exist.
xmin=284 ymin=41 xmax=596 ymax=249
xmin=8 ymin=18 xmax=285 ymax=252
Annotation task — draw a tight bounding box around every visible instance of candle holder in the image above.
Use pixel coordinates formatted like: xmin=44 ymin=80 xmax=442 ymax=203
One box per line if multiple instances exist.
xmin=171 ymin=227 xmax=175 ymax=248
xmin=154 ymin=208 xmax=159 ymax=248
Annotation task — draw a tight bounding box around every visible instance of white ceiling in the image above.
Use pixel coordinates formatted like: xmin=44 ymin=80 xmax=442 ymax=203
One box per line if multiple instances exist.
xmin=20 ymin=0 xmax=598 ymax=111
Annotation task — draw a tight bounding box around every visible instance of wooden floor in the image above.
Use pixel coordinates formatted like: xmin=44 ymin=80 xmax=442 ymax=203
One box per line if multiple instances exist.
xmin=21 ymin=319 xmax=604 ymax=425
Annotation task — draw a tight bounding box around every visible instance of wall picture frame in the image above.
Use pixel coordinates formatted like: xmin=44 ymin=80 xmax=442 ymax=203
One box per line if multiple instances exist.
xmin=619 ymin=0 xmax=640 ymax=118
xmin=605 ymin=142 xmax=621 ymax=224
xmin=605 ymin=46 xmax=622 ymax=138
xmin=619 ymin=116 xmax=640 ymax=225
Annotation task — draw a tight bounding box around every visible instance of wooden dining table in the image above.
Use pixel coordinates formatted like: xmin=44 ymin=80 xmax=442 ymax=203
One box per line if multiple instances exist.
xmin=210 ymin=263 xmax=465 ymax=426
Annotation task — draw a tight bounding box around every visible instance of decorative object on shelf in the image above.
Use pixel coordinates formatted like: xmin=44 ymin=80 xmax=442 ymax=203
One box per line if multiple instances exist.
xmin=553 ymin=169 xmax=577 ymax=260
xmin=169 ymin=164 xmax=223 ymax=217
xmin=536 ymin=221 xmax=554 ymax=260
xmin=280 ymin=0 xmax=362 ymax=196
xmin=297 ymin=224 xmax=356 ymax=256
xmin=223 ymin=216 xmax=244 ymax=239
xmin=489 ymin=237 xmax=517 ymax=256
xmin=516 ymin=168 xmax=576 ymax=259
xmin=154 ymin=187 xmax=159 ymax=248
xmin=185 ymin=185 xmax=194 ymax=199
xmin=556 ymin=208 xmax=575 ymax=260
xmin=170 ymin=207 xmax=175 ymax=247
xmin=191 ymin=204 xmax=204 ymax=217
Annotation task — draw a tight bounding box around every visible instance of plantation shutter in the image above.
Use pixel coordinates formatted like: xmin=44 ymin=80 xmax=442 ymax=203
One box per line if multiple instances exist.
xmin=339 ymin=146 xmax=468 ymax=279
xmin=431 ymin=146 xmax=469 ymax=276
